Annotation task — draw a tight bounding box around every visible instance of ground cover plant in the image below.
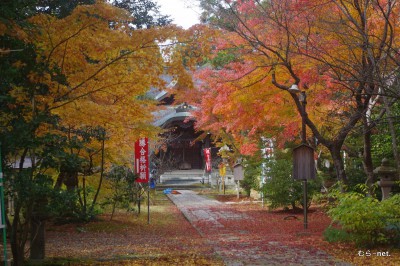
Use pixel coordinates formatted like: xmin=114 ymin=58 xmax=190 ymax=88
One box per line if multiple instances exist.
xmin=327 ymin=191 xmax=400 ymax=247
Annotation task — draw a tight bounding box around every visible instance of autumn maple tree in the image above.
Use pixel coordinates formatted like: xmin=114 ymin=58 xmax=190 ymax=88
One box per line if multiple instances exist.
xmin=191 ymin=0 xmax=400 ymax=184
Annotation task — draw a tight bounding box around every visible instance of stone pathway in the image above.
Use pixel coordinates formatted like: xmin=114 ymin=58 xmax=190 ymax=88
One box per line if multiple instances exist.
xmin=168 ymin=190 xmax=352 ymax=266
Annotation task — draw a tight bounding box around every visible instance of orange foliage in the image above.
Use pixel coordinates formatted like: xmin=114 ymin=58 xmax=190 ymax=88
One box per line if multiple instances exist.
xmin=16 ymin=2 xmax=194 ymax=164
xmin=187 ymin=0 xmax=400 ymax=154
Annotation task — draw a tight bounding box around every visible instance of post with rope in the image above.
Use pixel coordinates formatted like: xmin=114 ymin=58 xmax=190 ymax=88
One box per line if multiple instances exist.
xmin=147 ymin=180 xmax=150 ymax=225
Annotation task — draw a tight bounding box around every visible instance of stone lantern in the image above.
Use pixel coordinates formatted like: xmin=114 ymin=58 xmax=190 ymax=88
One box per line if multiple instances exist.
xmin=374 ymin=158 xmax=397 ymax=200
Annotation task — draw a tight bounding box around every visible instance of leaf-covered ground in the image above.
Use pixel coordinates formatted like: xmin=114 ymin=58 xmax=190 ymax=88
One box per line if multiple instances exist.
xmin=211 ymin=194 xmax=400 ymax=266
xmin=42 ymin=191 xmax=400 ymax=265
xmin=45 ymin=193 xmax=220 ymax=265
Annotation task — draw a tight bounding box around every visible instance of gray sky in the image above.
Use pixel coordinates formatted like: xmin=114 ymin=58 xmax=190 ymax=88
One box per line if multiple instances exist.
xmin=154 ymin=0 xmax=201 ymax=29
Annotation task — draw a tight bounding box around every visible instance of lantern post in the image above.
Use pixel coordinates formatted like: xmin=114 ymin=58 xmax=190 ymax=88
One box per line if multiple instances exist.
xmin=289 ymin=85 xmax=315 ymax=229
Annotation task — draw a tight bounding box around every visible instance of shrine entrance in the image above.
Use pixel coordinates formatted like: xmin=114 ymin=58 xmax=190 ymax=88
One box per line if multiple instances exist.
xmin=163 ymin=120 xmax=204 ymax=170
xmin=153 ymin=102 xmax=215 ymax=172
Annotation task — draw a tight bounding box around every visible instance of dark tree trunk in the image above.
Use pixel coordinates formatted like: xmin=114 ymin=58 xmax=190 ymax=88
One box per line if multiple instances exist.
xmin=89 ymin=137 xmax=105 ymax=215
xmin=54 ymin=171 xmax=78 ymax=190
xmin=30 ymin=197 xmax=48 ymax=261
xmin=30 ymin=216 xmax=45 ymax=260
xmin=9 ymin=204 xmax=27 ymax=266
xmin=363 ymin=117 xmax=375 ymax=188
xmin=330 ymin=144 xmax=348 ymax=185
xmin=110 ymin=201 xmax=116 ymax=221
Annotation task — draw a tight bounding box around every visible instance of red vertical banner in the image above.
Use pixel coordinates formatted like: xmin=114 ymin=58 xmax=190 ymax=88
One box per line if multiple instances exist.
xmin=135 ymin=138 xmax=149 ymax=183
xmin=204 ymin=148 xmax=212 ymax=173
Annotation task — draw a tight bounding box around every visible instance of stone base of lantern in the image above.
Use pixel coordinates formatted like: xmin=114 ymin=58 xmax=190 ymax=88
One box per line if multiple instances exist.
xmin=378 ymin=179 xmax=396 ymax=200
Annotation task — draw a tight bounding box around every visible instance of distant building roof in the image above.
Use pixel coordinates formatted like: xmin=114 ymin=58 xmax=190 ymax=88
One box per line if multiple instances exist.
xmin=10 ymin=157 xmax=34 ymax=169
xmin=149 ymin=74 xmax=198 ymax=128
xmin=153 ymin=103 xmax=197 ymax=127
xmin=146 ymin=75 xmax=176 ymax=101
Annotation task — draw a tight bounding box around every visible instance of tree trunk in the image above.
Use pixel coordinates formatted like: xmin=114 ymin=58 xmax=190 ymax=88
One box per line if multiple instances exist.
xmin=9 ymin=154 xmax=36 ymax=265
xmin=137 ymin=194 xmax=141 ymax=215
xmin=110 ymin=201 xmax=116 ymax=221
xmin=362 ymin=117 xmax=375 ymax=188
xmin=9 ymin=204 xmax=26 ymax=266
xmin=30 ymin=216 xmax=45 ymax=260
xmin=9 ymin=214 xmax=20 ymax=266
xmin=90 ymin=137 xmax=105 ymax=215
xmin=330 ymin=144 xmax=348 ymax=185
xmin=30 ymin=197 xmax=48 ymax=261
xmin=54 ymin=171 xmax=78 ymax=190
xmin=82 ymin=176 xmax=87 ymax=216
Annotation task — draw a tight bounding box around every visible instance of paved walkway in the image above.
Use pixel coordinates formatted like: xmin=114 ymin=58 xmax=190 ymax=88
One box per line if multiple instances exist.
xmin=168 ymin=190 xmax=352 ymax=266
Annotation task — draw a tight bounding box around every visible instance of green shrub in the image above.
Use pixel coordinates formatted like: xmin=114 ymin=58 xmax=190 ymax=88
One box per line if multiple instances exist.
xmin=242 ymin=157 xmax=262 ymax=197
xmin=240 ymin=146 xmax=321 ymax=210
xmin=262 ymin=157 xmax=320 ymax=210
xmin=102 ymin=165 xmax=139 ymax=220
xmin=49 ymin=186 xmax=101 ymax=223
xmin=327 ymin=192 xmax=400 ymax=247
xmin=323 ymin=226 xmax=352 ymax=243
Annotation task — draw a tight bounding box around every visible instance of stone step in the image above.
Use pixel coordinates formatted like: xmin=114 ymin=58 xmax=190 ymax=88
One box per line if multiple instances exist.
xmin=159 ymin=170 xmax=205 ymax=183
xmin=160 ymin=175 xmax=205 ymax=183
xmin=162 ymin=169 xmax=204 ymax=175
